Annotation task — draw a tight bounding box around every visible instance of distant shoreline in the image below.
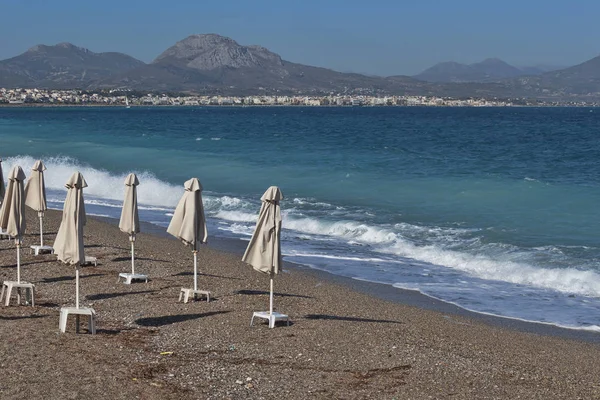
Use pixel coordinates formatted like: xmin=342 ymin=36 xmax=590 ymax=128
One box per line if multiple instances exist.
xmin=0 ymin=103 xmax=596 ymax=108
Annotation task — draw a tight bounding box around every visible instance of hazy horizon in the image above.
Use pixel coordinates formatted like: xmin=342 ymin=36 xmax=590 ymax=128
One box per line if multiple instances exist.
xmin=1 ymin=0 xmax=598 ymax=76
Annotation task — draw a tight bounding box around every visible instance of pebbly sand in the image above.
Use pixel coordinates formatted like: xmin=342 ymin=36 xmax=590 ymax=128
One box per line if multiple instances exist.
xmin=1 ymin=209 xmax=600 ymax=399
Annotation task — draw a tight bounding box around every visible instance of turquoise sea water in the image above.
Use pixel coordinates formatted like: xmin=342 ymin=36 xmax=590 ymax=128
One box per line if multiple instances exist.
xmin=2 ymin=106 xmax=600 ymax=330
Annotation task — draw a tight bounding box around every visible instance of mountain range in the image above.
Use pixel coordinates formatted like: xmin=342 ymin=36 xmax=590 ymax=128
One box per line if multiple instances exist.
xmin=413 ymin=58 xmax=562 ymax=83
xmin=0 ymin=43 xmax=144 ymax=88
xmin=1 ymin=34 xmax=599 ymax=100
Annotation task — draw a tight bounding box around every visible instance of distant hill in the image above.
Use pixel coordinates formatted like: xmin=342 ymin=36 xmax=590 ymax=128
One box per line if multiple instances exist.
xmin=517 ymin=64 xmax=564 ymax=76
xmin=414 ymin=58 xmax=561 ymax=83
xmin=506 ymin=55 xmax=600 ymax=96
xmin=0 ymin=43 xmax=145 ymax=88
xmin=99 ymin=34 xmax=423 ymax=94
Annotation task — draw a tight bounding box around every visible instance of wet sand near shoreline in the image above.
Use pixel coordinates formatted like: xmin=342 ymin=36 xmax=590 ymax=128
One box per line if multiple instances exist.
xmin=127 ymin=216 xmax=600 ymax=344
xmin=1 ymin=209 xmax=600 ymax=399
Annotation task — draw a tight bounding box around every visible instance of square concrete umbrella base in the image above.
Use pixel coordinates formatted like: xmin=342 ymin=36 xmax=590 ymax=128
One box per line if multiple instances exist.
xmin=250 ymin=311 xmax=290 ymax=328
xmin=59 ymin=307 xmax=96 ymax=334
xmin=1 ymin=281 xmax=35 ymax=306
xmin=29 ymin=245 xmax=54 ymax=255
xmin=179 ymin=288 xmax=210 ymax=303
xmin=83 ymin=256 xmax=97 ymax=266
xmin=117 ymin=273 xmax=148 ymax=284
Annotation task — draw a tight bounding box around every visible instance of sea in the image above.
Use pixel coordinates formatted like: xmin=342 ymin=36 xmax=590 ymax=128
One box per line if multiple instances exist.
xmin=1 ymin=105 xmax=600 ymax=331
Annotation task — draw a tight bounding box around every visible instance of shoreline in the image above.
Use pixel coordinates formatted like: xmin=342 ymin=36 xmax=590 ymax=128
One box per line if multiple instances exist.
xmin=0 ymin=103 xmax=596 ymax=108
xmin=96 ymin=215 xmax=600 ymax=343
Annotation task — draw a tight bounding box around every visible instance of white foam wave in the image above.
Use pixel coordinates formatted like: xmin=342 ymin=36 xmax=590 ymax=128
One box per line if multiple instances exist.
xmin=292 ymin=197 xmax=336 ymax=208
xmin=5 ymin=155 xmax=255 ymax=217
xmin=5 ymin=155 xmax=182 ymax=208
xmin=219 ymin=223 xmax=254 ymax=236
xmin=281 ymin=215 xmax=600 ymax=298
xmin=214 ymin=210 xmax=258 ymax=223
xmin=84 ymin=199 xmax=121 ymax=208
xmin=394 ymin=222 xmax=477 ymax=237
xmin=204 ymin=195 xmax=244 ymax=210
xmin=383 ymin=240 xmax=600 ymax=297
xmin=87 ymin=213 xmax=111 ymax=218
xmin=287 ymin=252 xmax=394 ymax=264
xmin=284 ymin=218 xmax=398 ymax=244
xmin=138 ymin=205 xmax=173 ymax=212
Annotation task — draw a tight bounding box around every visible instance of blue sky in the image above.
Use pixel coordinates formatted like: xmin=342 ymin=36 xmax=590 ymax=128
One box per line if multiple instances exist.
xmin=1 ymin=0 xmax=599 ymax=76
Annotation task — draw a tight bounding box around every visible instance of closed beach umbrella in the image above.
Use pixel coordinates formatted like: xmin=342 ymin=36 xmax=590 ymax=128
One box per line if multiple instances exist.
xmin=53 ymin=172 xmax=87 ymax=308
xmin=119 ymin=173 xmax=140 ymax=275
xmin=242 ymin=186 xmax=284 ymax=316
xmin=167 ymin=177 xmax=208 ymax=291
xmin=54 ymin=172 xmax=87 ymax=265
xmin=0 ymin=166 xmax=27 ymax=282
xmin=24 ymin=160 xmax=48 ymax=247
xmin=0 ymin=158 xmax=5 ymax=205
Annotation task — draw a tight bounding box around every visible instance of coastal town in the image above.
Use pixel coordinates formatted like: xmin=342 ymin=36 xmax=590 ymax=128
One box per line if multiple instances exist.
xmin=0 ymin=87 xmax=595 ymax=107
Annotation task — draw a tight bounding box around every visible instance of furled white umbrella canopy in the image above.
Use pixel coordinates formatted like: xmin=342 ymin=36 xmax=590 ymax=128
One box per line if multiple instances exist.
xmin=54 ymin=172 xmax=87 ymax=309
xmin=24 ymin=160 xmax=48 ymax=247
xmin=242 ymin=186 xmax=284 ymax=318
xmin=54 ymin=172 xmax=87 ymax=266
xmin=119 ymin=173 xmax=140 ymax=235
xmin=0 ymin=165 xmax=27 ymax=282
xmin=119 ymin=173 xmax=141 ymax=277
xmin=167 ymin=177 xmax=208 ymax=292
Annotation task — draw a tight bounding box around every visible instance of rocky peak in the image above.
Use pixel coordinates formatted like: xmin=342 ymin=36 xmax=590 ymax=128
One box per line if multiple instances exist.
xmin=478 ymin=58 xmax=505 ymax=65
xmin=26 ymin=42 xmax=92 ymax=55
xmin=26 ymin=44 xmax=44 ymax=53
xmin=56 ymin=42 xmax=90 ymax=52
xmin=153 ymin=34 xmax=283 ymax=70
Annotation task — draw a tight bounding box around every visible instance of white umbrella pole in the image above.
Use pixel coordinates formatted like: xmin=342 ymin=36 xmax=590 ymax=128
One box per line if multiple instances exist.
xmin=269 ymin=273 xmax=274 ymax=316
xmin=76 ymin=266 xmax=80 ymax=309
xmin=130 ymin=235 xmax=135 ymax=275
xmin=16 ymin=240 xmax=21 ymax=283
xmin=39 ymin=211 xmax=44 ymax=247
xmin=269 ymin=203 xmax=277 ymax=316
xmin=193 ymin=250 xmax=198 ymax=291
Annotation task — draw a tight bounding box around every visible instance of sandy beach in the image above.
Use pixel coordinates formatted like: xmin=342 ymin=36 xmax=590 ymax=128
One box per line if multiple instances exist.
xmin=1 ymin=209 xmax=600 ymax=399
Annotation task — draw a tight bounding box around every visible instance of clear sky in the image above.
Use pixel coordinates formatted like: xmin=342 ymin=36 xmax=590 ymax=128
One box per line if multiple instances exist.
xmin=1 ymin=0 xmax=599 ymax=76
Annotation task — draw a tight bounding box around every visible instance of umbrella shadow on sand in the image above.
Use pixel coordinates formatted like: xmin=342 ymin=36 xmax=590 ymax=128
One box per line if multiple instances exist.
xmin=36 ymin=301 xmax=60 ymax=307
xmin=95 ymin=328 xmax=125 ymax=335
xmin=1 ymin=259 xmax=54 ymax=268
xmin=111 ymin=256 xmax=172 ymax=263
xmin=41 ymin=273 xmax=105 ymax=283
xmin=237 ymin=289 xmax=313 ymax=299
xmin=305 ymin=314 xmax=403 ymax=324
xmin=0 ymin=314 xmax=48 ymax=321
xmin=86 ymin=290 xmax=158 ymax=301
xmin=27 ymin=231 xmax=57 ymax=236
xmin=174 ymin=271 xmax=242 ymax=280
xmin=20 ymin=259 xmax=64 ymax=267
xmin=135 ymin=310 xmax=231 ymax=327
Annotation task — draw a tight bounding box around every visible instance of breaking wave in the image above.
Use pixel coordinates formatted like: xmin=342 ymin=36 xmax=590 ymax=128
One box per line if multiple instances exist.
xmin=6 ymin=154 xmax=600 ymax=306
